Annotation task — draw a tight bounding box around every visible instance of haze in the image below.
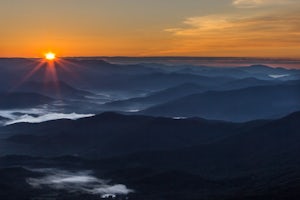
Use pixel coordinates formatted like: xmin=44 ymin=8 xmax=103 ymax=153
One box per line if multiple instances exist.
xmin=1 ymin=0 xmax=300 ymax=58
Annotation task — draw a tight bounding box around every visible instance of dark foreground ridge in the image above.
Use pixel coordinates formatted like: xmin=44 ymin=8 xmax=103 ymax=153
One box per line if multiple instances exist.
xmin=0 ymin=111 xmax=300 ymax=199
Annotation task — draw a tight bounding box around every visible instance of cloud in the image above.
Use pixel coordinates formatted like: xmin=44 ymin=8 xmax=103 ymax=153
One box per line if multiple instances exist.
xmin=166 ymin=15 xmax=233 ymax=36
xmin=0 ymin=108 xmax=46 ymax=120
xmin=27 ymin=168 xmax=134 ymax=197
xmin=269 ymin=74 xmax=290 ymax=78
xmin=233 ymin=0 xmax=294 ymax=8
xmin=5 ymin=112 xmax=94 ymax=125
xmin=164 ymin=11 xmax=300 ymax=57
xmin=167 ymin=13 xmax=300 ymax=36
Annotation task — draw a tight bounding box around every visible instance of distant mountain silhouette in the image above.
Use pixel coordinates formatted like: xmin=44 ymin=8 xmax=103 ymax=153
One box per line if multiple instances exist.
xmin=90 ymin=72 xmax=235 ymax=93
xmin=3 ymin=112 xmax=247 ymax=157
xmin=174 ymin=64 xmax=300 ymax=80
xmin=242 ymin=64 xmax=292 ymax=74
xmin=103 ymin=83 xmax=208 ymax=111
xmin=129 ymin=72 xmax=234 ymax=89
xmin=102 ymin=77 xmax=280 ymax=112
xmin=0 ymin=116 xmax=9 ymax=121
xmin=0 ymin=116 xmax=9 ymax=126
xmin=141 ymin=83 xmax=300 ymax=121
xmin=0 ymin=92 xmax=53 ymax=109
xmin=106 ymin=111 xmax=300 ymax=176
xmin=1 ymin=58 xmax=300 ymax=200
xmin=219 ymin=77 xmax=277 ymax=90
xmin=14 ymin=81 xmax=93 ymax=99
xmin=0 ymin=59 xmax=299 ymax=96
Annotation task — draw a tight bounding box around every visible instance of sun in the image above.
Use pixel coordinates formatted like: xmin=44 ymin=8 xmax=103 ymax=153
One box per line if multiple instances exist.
xmin=45 ymin=52 xmax=56 ymax=60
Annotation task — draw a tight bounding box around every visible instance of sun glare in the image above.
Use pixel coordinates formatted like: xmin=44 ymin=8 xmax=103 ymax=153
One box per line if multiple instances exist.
xmin=45 ymin=52 xmax=56 ymax=60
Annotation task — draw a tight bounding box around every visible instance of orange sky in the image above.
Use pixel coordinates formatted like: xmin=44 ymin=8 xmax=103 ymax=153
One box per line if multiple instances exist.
xmin=1 ymin=0 xmax=300 ymax=58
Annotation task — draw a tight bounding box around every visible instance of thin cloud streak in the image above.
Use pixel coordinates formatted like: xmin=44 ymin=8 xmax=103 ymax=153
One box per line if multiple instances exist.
xmin=165 ymin=11 xmax=300 ymax=57
xmin=233 ymin=0 xmax=295 ymax=8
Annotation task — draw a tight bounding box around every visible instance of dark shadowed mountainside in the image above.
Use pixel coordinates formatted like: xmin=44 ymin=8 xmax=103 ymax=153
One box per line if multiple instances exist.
xmin=13 ymin=81 xmax=93 ymax=99
xmin=2 ymin=112 xmax=249 ymax=157
xmin=0 ymin=111 xmax=300 ymax=199
xmin=0 ymin=92 xmax=53 ymax=109
xmin=103 ymin=83 xmax=208 ymax=111
xmin=0 ymin=58 xmax=300 ymax=200
xmin=141 ymin=83 xmax=300 ymax=121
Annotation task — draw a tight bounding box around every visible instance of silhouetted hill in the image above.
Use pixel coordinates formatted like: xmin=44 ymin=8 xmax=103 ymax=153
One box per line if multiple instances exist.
xmin=130 ymin=72 xmax=234 ymax=89
xmin=90 ymin=72 xmax=236 ymax=93
xmin=142 ymin=83 xmax=300 ymax=121
xmin=1 ymin=112 xmax=300 ymax=199
xmin=174 ymin=64 xmax=300 ymax=80
xmin=15 ymin=81 xmax=93 ymax=99
xmin=0 ymin=167 xmax=41 ymax=200
xmin=102 ymin=111 xmax=300 ymax=176
xmin=0 ymin=159 xmax=299 ymax=200
xmin=0 ymin=92 xmax=53 ymax=109
xmin=0 ymin=58 xmax=300 ymax=199
xmin=102 ymin=78 xmax=281 ymax=112
xmin=1 ymin=59 xmax=299 ymax=97
xmin=219 ymin=77 xmax=277 ymax=90
xmin=243 ymin=64 xmax=290 ymax=74
xmin=0 ymin=116 xmax=9 ymax=121
xmin=103 ymin=83 xmax=208 ymax=111
xmin=0 ymin=116 xmax=10 ymax=126
xmin=3 ymin=112 xmax=246 ymax=157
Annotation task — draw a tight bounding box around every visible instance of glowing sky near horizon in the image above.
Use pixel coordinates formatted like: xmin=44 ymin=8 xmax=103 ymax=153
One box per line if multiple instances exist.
xmin=1 ymin=0 xmax=300 ymax=58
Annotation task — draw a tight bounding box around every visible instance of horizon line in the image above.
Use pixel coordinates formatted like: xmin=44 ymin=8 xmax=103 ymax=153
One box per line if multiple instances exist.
xmin=1 ymin=56 xmax=300 ymax=60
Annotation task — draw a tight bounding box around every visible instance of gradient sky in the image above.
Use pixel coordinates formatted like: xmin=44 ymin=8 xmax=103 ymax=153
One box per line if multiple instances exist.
xmin=1 ymin=0 xmax=299 ymax=57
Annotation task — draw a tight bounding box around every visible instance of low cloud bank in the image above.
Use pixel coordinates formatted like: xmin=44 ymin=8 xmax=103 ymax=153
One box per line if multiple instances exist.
xmin=27 ymin=168 xmax=133 ymax=197
xmin=5 ymin=112 xmax=94 ymax=125
xmin=0 ymin=108 xmax=95 ymax=125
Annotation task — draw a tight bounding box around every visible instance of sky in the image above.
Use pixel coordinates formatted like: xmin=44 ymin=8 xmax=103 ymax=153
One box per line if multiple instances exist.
xmin=0 ymin=0 xmax=299 ymax=58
